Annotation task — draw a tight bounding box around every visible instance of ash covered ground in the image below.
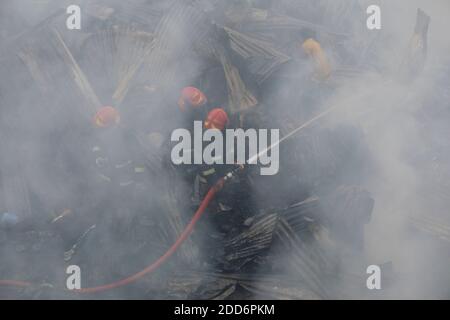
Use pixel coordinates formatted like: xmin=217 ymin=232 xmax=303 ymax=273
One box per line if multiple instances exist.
xmin=1 ymin=0 xmax=450 ymax=299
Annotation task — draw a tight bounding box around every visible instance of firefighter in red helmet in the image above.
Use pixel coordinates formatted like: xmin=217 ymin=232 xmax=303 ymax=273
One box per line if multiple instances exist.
xmin=89 ymin=107 xmax=150 ymax=233
xmin=93 ymin=106 xmax=121 ymax=128
xmin=173 ymin=87 xmax=211 ymax=180
xmin=175 ymin=88 xmax=236 ymax=212
xmin=204 ymin=108 xmax=229 ymax=131
xmin=54 ymin=106 xmax=151 ymax=265
xmin=178 ymin=87 xmax=207 ymax=112
xmin=177 ymin=87 xmax=210 ymax=128
xmin=91 ymin=106 xmax=148 ymax=188
xmin=192 ymin=108 xmax=234 ymax=209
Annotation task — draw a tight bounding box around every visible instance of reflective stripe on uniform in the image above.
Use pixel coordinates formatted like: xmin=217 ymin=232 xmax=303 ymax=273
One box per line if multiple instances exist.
xmin=97 ymin=173 xmax=112 ymax=182
xmin=202 ymin=168 xmax=216 ymax=176
xmin=119 ymin=181 xmax=134 ymax=187
xmin=134 ymin=166 xmax=146 ymax=173
xmin=96 ymin=157 xmax=108 ymax=167
xmin=115 ymin=160 xmax=132 ymax=169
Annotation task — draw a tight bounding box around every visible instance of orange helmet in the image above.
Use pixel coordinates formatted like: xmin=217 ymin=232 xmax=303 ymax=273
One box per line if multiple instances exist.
xmin=204 ymin=108 xmax=229 ymax=131
xmin=301 ymin=38 xmax=331 ymax=80
xmin=93 ymin=106 xmax=120 ymax=128
xmin=178 ymin=87 xmax=207 ymax=111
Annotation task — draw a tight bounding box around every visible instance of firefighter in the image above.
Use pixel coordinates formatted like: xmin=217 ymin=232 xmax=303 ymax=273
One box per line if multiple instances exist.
xmin=200 ymin=108 xmax=255 ymax=238
xmin=178 ymin=86 xmax=209 ymax=126
xmin=63 ymin=106 xmax=155 ymax=284
xmin=301 ymin=38 xmax=332 ymax=81
xmin=399 ymin=9 xmax=430 ymax=82
xmin=89 ymin=106 xmax=150 ymax=234
xmin=172 ymin=87 xmax=211 ymax=182
xmin=199 ymin=108 xmax=231 ymax=188
xmin=178 ymin=86 xmax=208 ymax=112
xmin=91 ymin=106 xmax=148 ymax=185
xmin=194 ymin=108 xmax=239 ymax=215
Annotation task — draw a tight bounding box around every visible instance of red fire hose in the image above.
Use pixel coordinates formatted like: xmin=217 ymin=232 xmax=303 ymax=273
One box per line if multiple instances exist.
xmin=0 ymin=177 xmax=226 ymax=294
xmin=0 ymin=280 xmax=33 ymax=288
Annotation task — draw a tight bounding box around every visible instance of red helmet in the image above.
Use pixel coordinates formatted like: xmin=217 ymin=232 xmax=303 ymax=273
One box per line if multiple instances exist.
xmin=205 ymin=108 xmax=229 ymax=131
xmin=93 ymin=106 xmax=120 ymax=128
xmin=178 ymin=87 xmax=207 ymax=111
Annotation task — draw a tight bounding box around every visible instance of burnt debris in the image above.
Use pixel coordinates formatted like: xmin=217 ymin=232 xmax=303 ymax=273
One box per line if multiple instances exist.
xmin=1 ymin=0 xmax=449 ymax=300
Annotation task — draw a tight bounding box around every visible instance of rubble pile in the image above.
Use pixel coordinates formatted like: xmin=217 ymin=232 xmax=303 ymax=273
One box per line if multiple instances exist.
xmin=0 ymin=0 xmax=449 ymax=300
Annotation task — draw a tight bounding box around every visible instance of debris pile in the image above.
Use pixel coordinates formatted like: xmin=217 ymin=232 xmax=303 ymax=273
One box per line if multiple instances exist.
xmin=1 ymin=0 xmax=449 ymax=300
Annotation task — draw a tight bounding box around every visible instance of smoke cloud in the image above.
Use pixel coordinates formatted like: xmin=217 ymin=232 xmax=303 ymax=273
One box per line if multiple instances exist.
xmin=1 ymin=0 xmax=450 ymax=299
